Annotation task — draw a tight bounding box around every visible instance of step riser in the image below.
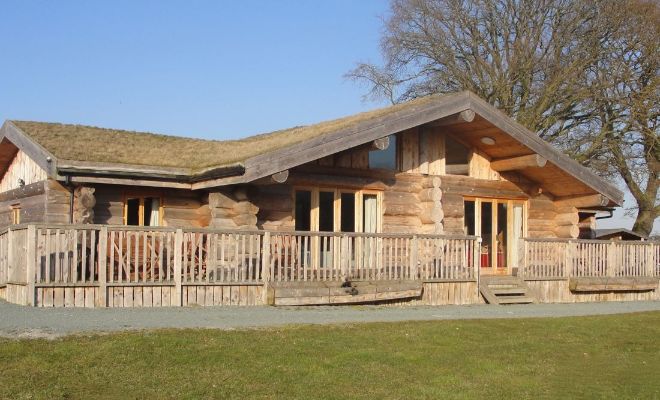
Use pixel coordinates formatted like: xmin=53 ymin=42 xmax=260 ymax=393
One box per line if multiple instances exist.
xmin=479 ymin=276 xmax=536 ymax=305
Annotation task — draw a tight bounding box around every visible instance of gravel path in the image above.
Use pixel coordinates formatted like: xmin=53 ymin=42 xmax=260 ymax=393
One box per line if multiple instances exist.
xmin=1 ymin=299 xmax=658 ymax=339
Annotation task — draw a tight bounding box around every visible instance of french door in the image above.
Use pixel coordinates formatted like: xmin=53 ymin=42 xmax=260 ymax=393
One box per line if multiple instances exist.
xmin=464 ymin=197 xmax=526 ymax=274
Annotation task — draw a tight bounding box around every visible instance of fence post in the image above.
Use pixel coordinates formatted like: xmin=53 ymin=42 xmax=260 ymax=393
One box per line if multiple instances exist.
xmin=474 ymin=237 xmax=481 ymax=299
xmin=608 ymin=241 xmax=617 ymax=277
xmin=564 ymin=240 xmax=573 ymax=278
xmin=520 ymin=239 xmax=528 ymax=278
xmin=261 ymin=231 xmax=272 ymax=305
xmin=410 ymin=235 xmax=418 ymax=280
xmin=173 ymin=228 xmax=183 ymax=307
xmin=7 ymin=228 xmax=13 ymax=286
xmin=96 ymin=226 xmax=108 ymax=307
xmin=26 ymin=225 xmax=36 ymax=306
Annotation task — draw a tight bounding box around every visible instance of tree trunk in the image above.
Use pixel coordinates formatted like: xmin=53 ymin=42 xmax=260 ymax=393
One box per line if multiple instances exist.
xmin=632 ymin=208 xmax=657 ymax=237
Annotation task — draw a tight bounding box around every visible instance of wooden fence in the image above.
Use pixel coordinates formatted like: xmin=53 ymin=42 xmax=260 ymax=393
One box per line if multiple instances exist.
xmin=521 ymin=238 xmax=660 ymax=279
xmin=0 ymin=224 xmax=480 ymax=307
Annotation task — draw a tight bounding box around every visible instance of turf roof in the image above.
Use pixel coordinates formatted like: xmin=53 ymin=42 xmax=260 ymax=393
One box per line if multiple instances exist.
xmin=10 ymin=96 xmax=436 ymax=172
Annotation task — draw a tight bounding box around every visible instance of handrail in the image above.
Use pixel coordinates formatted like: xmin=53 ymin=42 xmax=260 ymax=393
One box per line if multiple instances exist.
xmin=6 ymin=223 xmax=478 ymax=240
xmin=520 ymin=237 xmax=659 ymax=279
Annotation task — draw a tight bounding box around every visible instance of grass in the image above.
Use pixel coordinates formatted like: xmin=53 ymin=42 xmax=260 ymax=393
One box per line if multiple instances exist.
xmin=9 ymin=93 xmax=443 ymax=170
xmin=1 ymin=312 xmax=659 ymax=399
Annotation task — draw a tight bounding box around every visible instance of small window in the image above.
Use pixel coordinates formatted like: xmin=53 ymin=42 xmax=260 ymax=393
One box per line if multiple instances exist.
xmin=446 ymin=136 xmax=470 ymax=175
xmin=124 ymin=196 xmax=161 ymax=226
xmin=10 ymin=205 xmax=20 ymax=225
xmin=369 ymin=135 xmax=397 ymax=170
xmin=464 ymin=200 xmax=475 ymax=235
xmin=295 ymin=190 xmax=312 ymax=231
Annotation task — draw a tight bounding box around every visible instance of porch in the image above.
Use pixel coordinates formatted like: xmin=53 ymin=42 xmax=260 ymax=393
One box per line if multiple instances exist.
xmin=0 ymin=224 xmax=657 ymax=307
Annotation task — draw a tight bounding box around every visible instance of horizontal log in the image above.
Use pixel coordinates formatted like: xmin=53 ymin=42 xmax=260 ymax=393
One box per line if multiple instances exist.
xmin=420 ymin=204 xmax=444 ymax=224
xmin=232 ymin=214 xmax=257 ymax=227
xmin=418 ymin=188 xmax=442 ymax=203
xmin=371 ymin=136 xmax=390 ymax=151
xmin=383 ymin=203 xmax=422 ymax=217
xmin=383 ymin=215 xmax=422 ymax=227
xmin=209 ymin=217 xmax=237 ymax=229
xmin=555 ymin=212 xmax=579 ymax=226
xmin=271 ymin=170 xmax=289 ymax=184
xmin=208 ymin=191 xmax=236 ymax=209
xmin=420 ymin=176 xmax=442 ymax=189
xmin=429 ymin=109 xmax=475 ymax=126
xmin=490 ymin=154 xmax=547 ymax=171
xmin=554 ymin=194 xmax=609 ymax=208
xmin=554 ymin=224 xmax=579 ymax=239
xmin=233 ymin=201 xmax=259 ymax=215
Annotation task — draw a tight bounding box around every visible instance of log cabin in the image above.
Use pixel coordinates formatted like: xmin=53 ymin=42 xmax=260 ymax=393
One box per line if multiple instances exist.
xmin=0 ymin=91 xmax=657 ymax=307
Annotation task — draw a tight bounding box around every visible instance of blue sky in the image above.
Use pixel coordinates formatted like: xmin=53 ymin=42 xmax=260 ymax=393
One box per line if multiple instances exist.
xmin=0 ymin=1 xmax=655 ymax=233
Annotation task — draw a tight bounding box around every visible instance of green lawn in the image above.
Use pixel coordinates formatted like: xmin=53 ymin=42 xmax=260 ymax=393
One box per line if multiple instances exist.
xmin=1 ymin=312 xmax=659 ymax=400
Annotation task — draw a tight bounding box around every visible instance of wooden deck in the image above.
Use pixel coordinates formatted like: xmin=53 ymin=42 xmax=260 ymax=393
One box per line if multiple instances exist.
xmin=0 ymin=224 xmax=657 ymax=307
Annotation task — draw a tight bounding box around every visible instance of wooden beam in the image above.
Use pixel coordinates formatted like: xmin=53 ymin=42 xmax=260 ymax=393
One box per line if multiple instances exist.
xmin=467 ymin=93 xmax=624 ymax=205
xmin=271 ymin=170 xmax=289 ymax=183
xmin=554 ymin=194 xmax=609 ymax=208
xmin=490 ymin=154 xmax=547 ymax=171
xmin=371 ymin=136 xmax=390 ymax=151
xmin=67 ymin=175 xmax=192 ymax=189
xmin=1 ymin=121 xmax=58 ymax=177
xmin=428 ymin=109 xmax=475 ymax=127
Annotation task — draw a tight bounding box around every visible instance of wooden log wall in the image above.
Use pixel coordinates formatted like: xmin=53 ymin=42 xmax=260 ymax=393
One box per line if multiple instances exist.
xmin=45 ymin=180 xmax=72 ymax=223
xmin=527 ymin=194 xmax=581 ymax=239
xmin=253 ymin=184 xmax=294 ymax=231
xmin=0 ymin=150 xmax=47 ymax=192
xmin=208 ymin=187 xmax=259 ymax=229
xmin=92 ymin=184 xmax=208 ymax=227
xmin=0 ymin=181 xmax=48 ymax=226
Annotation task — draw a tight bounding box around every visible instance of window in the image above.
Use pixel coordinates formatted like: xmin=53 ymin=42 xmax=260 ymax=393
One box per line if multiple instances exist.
xmin=294 ymin=188 xmax=381 ymax=233
xmin=124 ymin=196 xmax=161 ymax=226
xmin=446 ymin=136 xmax=470 ymax=175
xmin=369 ymin=135 xmax=397 ymax=170
xmin=10 ymin=205 xmax=20 ymax=225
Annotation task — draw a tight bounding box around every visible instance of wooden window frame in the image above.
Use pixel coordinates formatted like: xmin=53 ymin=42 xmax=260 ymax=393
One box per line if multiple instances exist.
xmin=10 ymin=204 xmax=20 ymax=225
xmin=464 ymin=196 xmax=527 ymax=272
xmin=293 ymin=187 xmax=383 ymax=233
xmin=122 ymin=192 xmax=164 ymax=227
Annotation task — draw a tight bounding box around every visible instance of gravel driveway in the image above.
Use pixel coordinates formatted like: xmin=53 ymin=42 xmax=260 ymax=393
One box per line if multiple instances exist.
xmin=1 ymin=299 xmax=658 ymax=339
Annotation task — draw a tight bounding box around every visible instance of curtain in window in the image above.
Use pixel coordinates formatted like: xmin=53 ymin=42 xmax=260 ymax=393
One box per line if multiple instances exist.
xmin=149 ymin=198 xmax=160 ymax=226
xmin=363 ymin=195 xmax=378 ymax=233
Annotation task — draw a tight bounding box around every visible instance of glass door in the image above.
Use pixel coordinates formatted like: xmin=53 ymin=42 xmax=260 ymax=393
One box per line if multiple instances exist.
xmin=464 ymin=197 xmax=526 ymax=274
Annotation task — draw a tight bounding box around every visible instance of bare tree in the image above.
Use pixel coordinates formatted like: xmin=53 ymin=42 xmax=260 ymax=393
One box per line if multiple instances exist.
xmin=348 ymin=0 xmax=659 ymax=235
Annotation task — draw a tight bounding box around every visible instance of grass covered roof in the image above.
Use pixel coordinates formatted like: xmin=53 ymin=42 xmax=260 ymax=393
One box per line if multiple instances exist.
xmin=10 ymin=96 xmax=435 ymax=171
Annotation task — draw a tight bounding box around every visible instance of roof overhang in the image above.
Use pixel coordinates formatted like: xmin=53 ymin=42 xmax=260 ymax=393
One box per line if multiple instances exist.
xmin=0 ymin=92 xmax=625 ymax=205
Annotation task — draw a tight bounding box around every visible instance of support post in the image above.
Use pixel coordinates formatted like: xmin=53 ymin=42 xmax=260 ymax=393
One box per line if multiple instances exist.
xmin=647 ymin=243 xmax=655 ymax=277
xmin=474 ymin=237 xmax=482 ymax=294
xmin=96 ymin=226 xmax=108 ymax=307
xmin=607 ymin=241 xmax=617 ymax=277
xmin=26 ymin=225 xmax=36 ymax=306
xmin=261 ymin=231 xmax=272 ymax=305
xmin=7 ymin=228 xmax=13 ymax=287
xmin=174 ymin=228 xmax=183 ymax=307
xmin=410 ymin=235 xmax=418 ymax=280
xmin=564 ymin=240 xmax=574 ymax=278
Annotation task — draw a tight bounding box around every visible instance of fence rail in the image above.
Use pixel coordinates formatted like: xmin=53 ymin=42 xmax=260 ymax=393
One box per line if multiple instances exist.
xmin=521 ymin=238 xmax=660 ymax=279
xmin=0 ymin=224 xmax=481 ymax=306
